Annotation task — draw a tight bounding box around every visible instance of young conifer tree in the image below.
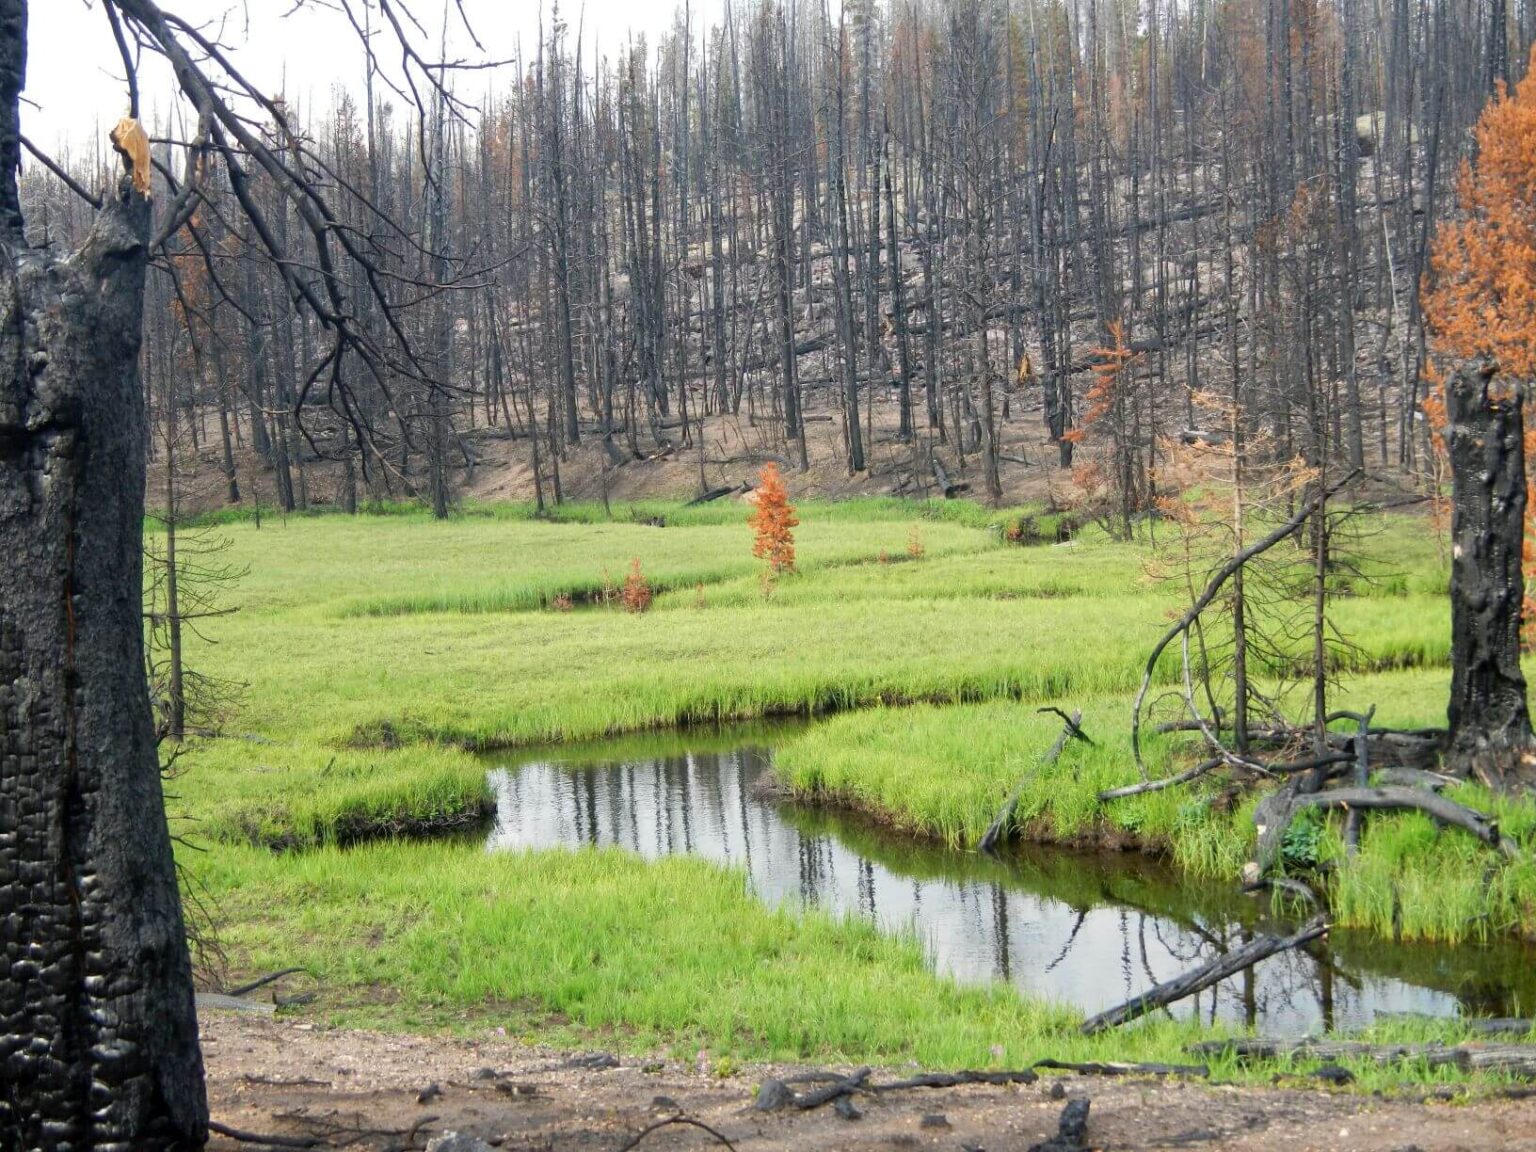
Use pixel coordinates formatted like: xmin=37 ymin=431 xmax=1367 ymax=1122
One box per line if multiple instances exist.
xmin=750 ymin=462 xmax=799 ymax=580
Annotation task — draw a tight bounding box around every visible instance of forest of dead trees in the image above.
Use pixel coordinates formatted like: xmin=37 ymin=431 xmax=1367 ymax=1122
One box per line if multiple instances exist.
xmin=21 ymin=0 xmax=1533 ymax=515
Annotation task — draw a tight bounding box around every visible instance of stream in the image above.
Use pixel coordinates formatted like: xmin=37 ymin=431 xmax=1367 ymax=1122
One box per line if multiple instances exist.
xmin=484 ymin=724 xmax=1536 ymax=1036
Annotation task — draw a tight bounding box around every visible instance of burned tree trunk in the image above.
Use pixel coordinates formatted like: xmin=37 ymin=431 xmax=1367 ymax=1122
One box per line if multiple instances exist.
xmin=0 ymin=13 xmax=206 ymax=1144
xmin=1445 ymin=361 xmax=1535 ymax=786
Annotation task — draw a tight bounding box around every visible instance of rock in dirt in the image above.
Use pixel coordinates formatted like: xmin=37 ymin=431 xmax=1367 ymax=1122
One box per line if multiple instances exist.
xmin=920 ymin=1113 xmax=950 ymax=1129
xmin=567 ymin=1052 xmax=620 ymax=1070
xmin=755 ymin=1078 xmax=793 ymax=1112
xmin=426 ymin=1134 xmax=495 ymax=1152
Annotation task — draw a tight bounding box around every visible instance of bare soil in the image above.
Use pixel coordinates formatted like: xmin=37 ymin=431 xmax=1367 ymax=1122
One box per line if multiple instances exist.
xmin=160 ymin=394 xmax=1083 ymax=518
xmin=203 ymin=1010 xmax=1536 ymax=1152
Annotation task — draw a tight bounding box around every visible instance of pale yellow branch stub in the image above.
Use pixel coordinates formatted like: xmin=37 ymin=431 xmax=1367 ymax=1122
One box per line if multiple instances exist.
xmin=109 ymin=117 xmax=152 ymax=198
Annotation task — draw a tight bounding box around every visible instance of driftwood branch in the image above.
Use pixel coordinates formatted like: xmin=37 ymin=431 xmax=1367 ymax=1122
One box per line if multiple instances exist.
xmin=1098 ymin=758 xmax=1220 ymax=801
xmin=1081 ymin=915 xmax=1329 ymax=1034
xmin=225 ymin=967 xmax=307 ymax=998
xmin=1032 ymin=1059 xmax=1208 ymax=1077
xmin=615 ymin=1116 xmax=738 ymax=1152
xmin=685 ymin=484 xmax=742 ymax=506
xmin=793 ymin=1067 xmax=870 ymax=1108
xmin=979 ymin=709 xmax=1083 ymax=853
xmin=1037 ymin=706 xmax=1096 ymax=746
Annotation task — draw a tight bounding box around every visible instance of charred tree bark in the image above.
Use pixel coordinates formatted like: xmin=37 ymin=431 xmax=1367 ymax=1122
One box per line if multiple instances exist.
xmin=1446 ymin=361 xmax=1535 ymax=785
xmin=0 ymin=147 xmax=207 ymax=1152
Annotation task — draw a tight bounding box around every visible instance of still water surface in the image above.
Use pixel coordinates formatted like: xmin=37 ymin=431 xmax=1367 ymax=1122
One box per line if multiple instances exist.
xmin=485 ymin=725 xmax=1536 ymax=1035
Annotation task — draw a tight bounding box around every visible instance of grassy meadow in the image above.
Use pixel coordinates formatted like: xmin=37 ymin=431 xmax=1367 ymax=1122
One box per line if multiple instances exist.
xmin=168 ymin=495 xmax=1536 ymax=1077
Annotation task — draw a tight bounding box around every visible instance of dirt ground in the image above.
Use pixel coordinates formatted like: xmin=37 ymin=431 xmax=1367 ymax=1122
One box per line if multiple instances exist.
xmin=161 ymin=389 xmax=1095 ymax=518
xmin=202 ymin=1010 xmax=1536 ymax=1152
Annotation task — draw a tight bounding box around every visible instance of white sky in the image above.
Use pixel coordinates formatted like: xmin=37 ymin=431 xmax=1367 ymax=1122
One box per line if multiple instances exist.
xmin=24 ymin=0 xmax=727 ymax=155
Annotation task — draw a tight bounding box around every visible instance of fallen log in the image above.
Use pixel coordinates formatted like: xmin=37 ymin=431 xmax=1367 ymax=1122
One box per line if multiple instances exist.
xmin=792 ymin=1067 xmax=871 ymax=1109
xmin=979 ymin=709 xmax=1085 ymax=853
xmin=1372 ymin=767 xmax=1456 ymax=791
xmin=1187 ymin=1038 xmax=1536 ymax=1077
xmin=1028 ymin=1098 xmax=1091 ymax=1152
xmin=930 ymin=453 xmax=966 ymax=498
xmin=685 ymin=484 xmax=741 ymax=506
xmin=754 ymin=1067 xmax=1040 ymax=1113
xmin=874 ymin=1069 xmax=1041 ymax=1092
xmin=1032 ymin=1059 xmax=1208 ymax=1078
xmin=1223 ymin=1038 xmax=1473 ymax=1069
xmin=1080 ymin=915 xmax=1329 ymax=1035
xmin=206 ymin=1120 xmax=319 ymax=1149
xmin=1275 ymin=786 xmax=1517 ymax=860
xmin=1375 ymin=1013 xmax=1534 ymax=1036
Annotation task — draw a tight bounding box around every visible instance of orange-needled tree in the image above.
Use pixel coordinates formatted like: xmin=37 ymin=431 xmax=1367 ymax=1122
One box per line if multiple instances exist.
xmin=1422 ymin=44 xmax=1536 ymax=785
xmin=749 ymin=462 xmax=799 ymax=580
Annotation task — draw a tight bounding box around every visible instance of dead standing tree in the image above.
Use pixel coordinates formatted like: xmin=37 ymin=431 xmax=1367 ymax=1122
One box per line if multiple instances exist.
xmin=1 ymin=0 xmax=474 ymax=1145
xmin=1422 ymin=46 xmax=1536 ymax=788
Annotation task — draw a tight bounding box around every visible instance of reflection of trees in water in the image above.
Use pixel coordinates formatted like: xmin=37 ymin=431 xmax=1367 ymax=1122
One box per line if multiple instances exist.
xmin=485 ymin=742 xmax=1533 ymax=1030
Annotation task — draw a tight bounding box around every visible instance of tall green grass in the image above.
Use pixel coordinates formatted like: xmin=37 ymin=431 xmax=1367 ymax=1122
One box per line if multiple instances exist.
xmin=775 ymin=668 xmax=1536 ymax=942
xmin=169 ymin=504 xmax=1461 ymax=851
xmin=163 ymin=497 xmax=1536 ymax=1061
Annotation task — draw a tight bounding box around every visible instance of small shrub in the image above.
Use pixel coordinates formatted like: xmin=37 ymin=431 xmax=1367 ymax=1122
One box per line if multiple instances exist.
xmin=1282 ymin=808 xmax=1326 ymax=870
xmin=1005 ymin=515 xmax=1039 ymax=545
xmin=621 ymin=558 xmax=652 ymax=614
xmin=906 ymin=525 xmax=925 ymax=559
xmin=598 ymin=566 xmax=618 ymax=608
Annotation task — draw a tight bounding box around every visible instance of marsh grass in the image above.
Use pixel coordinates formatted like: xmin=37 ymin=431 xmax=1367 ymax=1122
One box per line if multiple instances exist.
xmin=166 ymin=499 xmax=1536 ymax=1070
xmin=173 ymin=505 xmax=1490 ymax=875
xmin=775 ymin=667 xmax=1536 ymax=942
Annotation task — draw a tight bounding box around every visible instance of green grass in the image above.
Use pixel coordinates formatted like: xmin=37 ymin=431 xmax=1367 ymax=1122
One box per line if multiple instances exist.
xmin=773 ymin=666 xmax=1536 ymax=943
xmin=196 ymin=840 xmax=1093 ymax=1065
xmin=165 ymin=495 xmax=1536 ymax=1075
xmin=188 ymin=838 xmax=1531 ymax=1088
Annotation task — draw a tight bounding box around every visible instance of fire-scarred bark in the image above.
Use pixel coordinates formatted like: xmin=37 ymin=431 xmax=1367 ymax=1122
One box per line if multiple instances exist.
xmin=0 ymin=4 xmax=207 ymax=1147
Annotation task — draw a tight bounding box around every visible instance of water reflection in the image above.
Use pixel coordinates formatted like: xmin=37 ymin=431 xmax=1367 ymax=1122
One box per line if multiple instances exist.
xmin=486 ymin=736 xmax=1536 ymax=1035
